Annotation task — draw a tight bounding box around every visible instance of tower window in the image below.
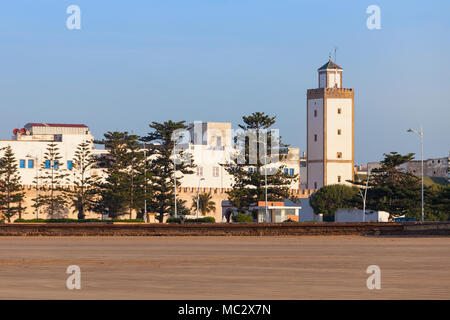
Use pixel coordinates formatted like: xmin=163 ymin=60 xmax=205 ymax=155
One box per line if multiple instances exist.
xmin=337 ymin=152 xmax=342 ymax=159
xmin=338 ymin=108 xmax=342 ymax=114
xmin=337 ymin=129 xmax=342 ymax=135
xmin=338 ymin=176 xmax=341 ymax=183
xmin=314 ymin=110 xmax=317 ymax=117
xmin=314 ymin=182 xmax=317 ymax=189
xmin=314 ymin=134 xmax=318 ymax=142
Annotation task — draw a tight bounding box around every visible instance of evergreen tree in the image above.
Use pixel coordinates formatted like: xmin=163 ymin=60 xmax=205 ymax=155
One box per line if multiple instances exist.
xmin=96 ymin=132 xmax=149 ymax=218
xmin=425 ymin=184 xmax=450 ymax=221
xmin=191 ymin=192 xmax=216 ymax=216
xmin=141 ymin=121 xmax=194 ymax=222
xmin=0 ymin=146 xmax=25 ymax=222
xmin=353 ymin=152 xmax=423 ymax=219
xmin=36 ymin=143 xmax=70 ymax=217
xmin=123 ymin=136 xmax=148 ymax=219
xmin=65 ymin=141 xmax=101 ymax=219
xmin=222 ymin=112 xmax=298 ymax=213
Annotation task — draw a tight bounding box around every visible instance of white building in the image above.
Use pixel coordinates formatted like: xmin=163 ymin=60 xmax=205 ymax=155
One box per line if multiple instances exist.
xmin=179 ymin=121 xmax=301 ymax=190
xmin=368 ymin=155 xmax=450 ymax=181
xmin=335 ymin=208 xmax=390 ymax=223
xmin=0 ymin=123 xmax=105 ymax=186
xmin=306 ymin=59 xmax=355 ymax=189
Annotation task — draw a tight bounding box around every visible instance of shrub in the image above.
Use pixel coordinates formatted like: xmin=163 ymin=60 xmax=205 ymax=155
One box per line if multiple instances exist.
xmin=13 ymin=218 xmax=146 ymax=223
xmin=110 ymin=218 xmax=144 ymax=223
xmin=14 ymin=218 xmax=102 ymax=223
xmin=232 ymin=213 xmax=254 ymax=223
xmin=185 ymin=217 xmax=216 ymax=223
xmin=166 ymin=217 xmax=182 ymax=224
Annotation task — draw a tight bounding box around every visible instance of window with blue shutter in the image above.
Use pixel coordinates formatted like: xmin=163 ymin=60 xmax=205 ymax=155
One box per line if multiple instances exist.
xmin=28 ymin=159 xmax=34 ymax=169
xmin=254 ymin=168 xmax=258 ymax=173
xmin=67 ymin=160 xmax=73 ymax=170
xmin=19 ymin=160 xmax=25 ymax=168
xmin=249 ymin=168 xmax=253 ymax=173
xmin=289 ymin=168 xmax=294 ymax=175
xmin=284 ymin=168 xmax=288 ymax=175
xmin=53 ymin=161 xmax=59 ymax=169
xmin=45 ymin=160 xmax=51 ymax=169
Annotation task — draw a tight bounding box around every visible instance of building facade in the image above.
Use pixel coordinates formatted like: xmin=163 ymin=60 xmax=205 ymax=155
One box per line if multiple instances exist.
xmin=368 ymin=155 xmax=450 ymax=180
xmin=180 ymin=121 xmax=302 ymax=190
xmin=0 ymin=123 xmax=106 ymax=186
xmin=306 ymin=59 xmax=355 ymax=189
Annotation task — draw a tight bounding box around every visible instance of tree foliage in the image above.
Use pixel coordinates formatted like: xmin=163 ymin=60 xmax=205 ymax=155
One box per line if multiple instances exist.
xmin=309 ymin=184 xmax=359 ymax=218
xmin=65 ymin=141 xmax=101 ymax=219
xmin=0 ymin=146 xmax=25 ymax=222
xmin=222 ymin=112 xmax=298 ymax=212
xmin=191 ymin=192 xmax=216 ymax=216
xmin=35 ymin=143 xmax=70 ymax=217
xmin=96 ymin=131 xmax=150 ymax=218
xmin=141 ymin=121 xmax=194 ymax=222
xmin=363 ymin=152 xmax=422 ymax=218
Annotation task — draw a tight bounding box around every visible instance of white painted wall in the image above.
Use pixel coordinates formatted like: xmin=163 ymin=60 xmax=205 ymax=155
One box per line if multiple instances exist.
xmin=326 ymin=163 xmax=353 ymax=185
xmin=325 ymin=98 xmax=352 ymax=161
xmin=335 ymin=208 xmax=390 ymax=222
xmin=0 ymin=133 xmax=100 ymax=186
xmin=307 ymin=98 xmax=323 ymax=161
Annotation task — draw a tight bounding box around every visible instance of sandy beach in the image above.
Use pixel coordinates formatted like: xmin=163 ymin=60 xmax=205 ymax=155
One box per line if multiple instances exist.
xmin=0 ymin=236 xmax=449 ymax=299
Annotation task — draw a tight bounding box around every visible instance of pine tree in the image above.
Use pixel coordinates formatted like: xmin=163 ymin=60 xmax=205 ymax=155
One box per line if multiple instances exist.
xmin=222 ymin=112 xmax=298 ymax=213
xmin=123 ymin=136 xmax=147 ymax=219
xmin=65 ymin=141 xmax=101 ymax=219
xmin=96 ymin=132 xmax=149 ymax=219
xmin=35 ymin=143 xmax=70 ymax=217
xmin=141 ymin=121 xmax=195 ymax=222
xmin=352 ymin=152 xmax=423 ymax=218
xmin=0 ymin=146 xmax=25 ymax=222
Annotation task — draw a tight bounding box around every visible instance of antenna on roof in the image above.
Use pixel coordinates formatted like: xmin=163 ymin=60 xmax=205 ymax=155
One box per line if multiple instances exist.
xmin=334 ymin=46 xmax=339 ymax=88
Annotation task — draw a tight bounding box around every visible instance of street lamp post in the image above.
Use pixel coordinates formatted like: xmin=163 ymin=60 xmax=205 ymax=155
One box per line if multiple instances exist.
xmin=254 ymin=133 xmax=269 ymax=221
xmin=359 ymin=170 xmax=371 ymax=222
xmin=143 ymin=146 xmax=148 ymax=223
xmin=26 ymin=154 xmax=39 ymax=220
xmin=196 ymin=178 xmax=205 ymax=219
xmin=407 ymin=127 xmax=424 ymax=222
xmin=174 ymin=159 xmax=177 ymax=218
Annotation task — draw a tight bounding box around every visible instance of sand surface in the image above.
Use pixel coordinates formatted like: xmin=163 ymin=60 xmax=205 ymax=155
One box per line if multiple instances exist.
xmin=0 ymin=236 xmax=449 ymax=299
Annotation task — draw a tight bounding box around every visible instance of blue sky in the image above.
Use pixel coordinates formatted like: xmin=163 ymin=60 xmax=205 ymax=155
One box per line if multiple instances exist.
xmin=0 ymin=0 xmax=449 ymax=164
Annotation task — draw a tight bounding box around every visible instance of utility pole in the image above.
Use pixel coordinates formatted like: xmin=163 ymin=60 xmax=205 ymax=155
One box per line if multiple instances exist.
xmin=196 ymin=178 xmax=205 ymax=218
xmin=143 ymin=146 xmax=148 ymax=223
xmin=26 ymin=154 xmax=39 ymax=219
xmin=407 ymin=127 xmax=424 ymax=222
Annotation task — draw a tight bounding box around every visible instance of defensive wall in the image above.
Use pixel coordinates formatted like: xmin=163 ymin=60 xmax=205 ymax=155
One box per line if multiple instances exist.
xmin=1 ymin=222 xmax=449 ymax=237
xmin=12 ymin=186 xmax=317 ymax=222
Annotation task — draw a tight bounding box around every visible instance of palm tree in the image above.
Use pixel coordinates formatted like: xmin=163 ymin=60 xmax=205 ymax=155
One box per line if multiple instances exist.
xmin=191 ymin=193 xmax=216 ymax=216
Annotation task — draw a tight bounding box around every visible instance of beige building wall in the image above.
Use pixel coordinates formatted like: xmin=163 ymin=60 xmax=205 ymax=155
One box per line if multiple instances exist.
xmin=307 ymin=61 xmax=355 ymax=190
